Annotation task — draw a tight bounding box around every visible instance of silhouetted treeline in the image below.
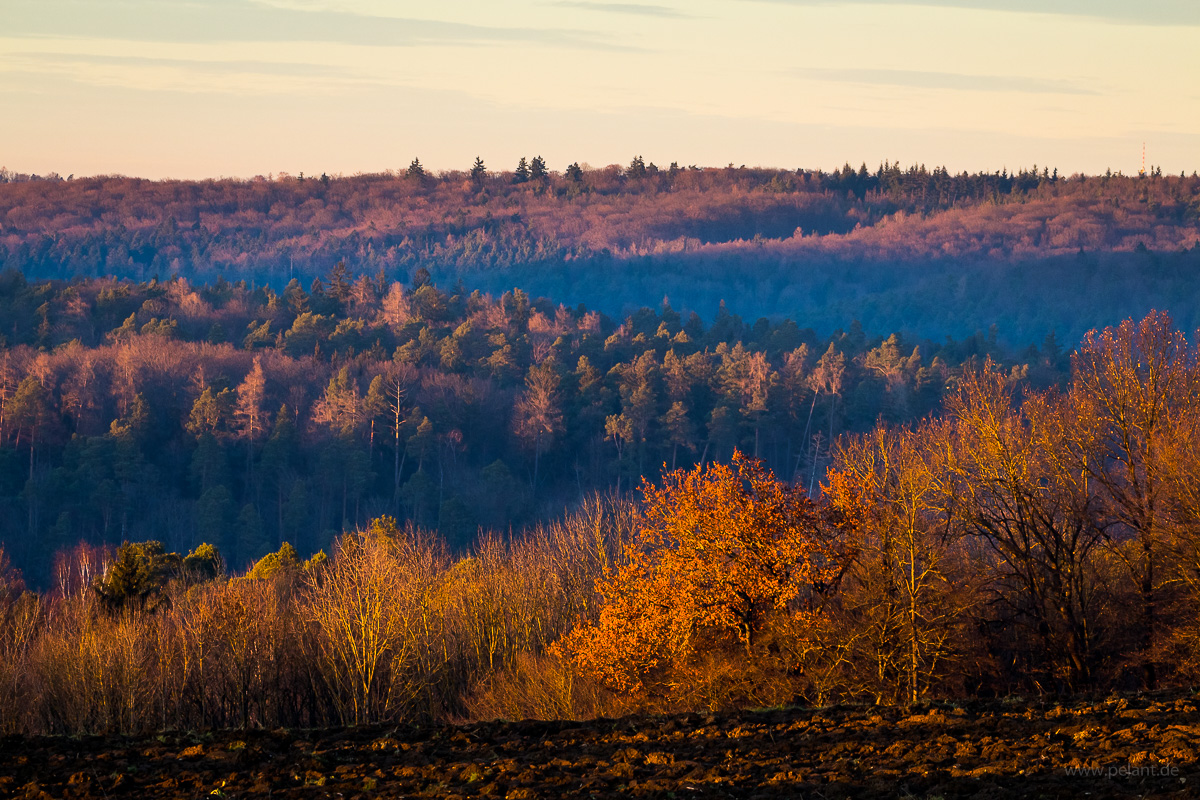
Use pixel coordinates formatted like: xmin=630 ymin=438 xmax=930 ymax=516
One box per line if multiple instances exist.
xmin=2 ymin=161 xmax=1198 ymax=342
xmin=0 ymin=270 xmax=1066 ymax=587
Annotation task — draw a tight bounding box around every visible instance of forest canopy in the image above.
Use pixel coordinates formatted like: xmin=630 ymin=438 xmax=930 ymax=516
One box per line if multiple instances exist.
xmin=0 ymin=268 xmax=1049 ymax=587
xmin=2 ymin=161 xmax=1198 ymax=344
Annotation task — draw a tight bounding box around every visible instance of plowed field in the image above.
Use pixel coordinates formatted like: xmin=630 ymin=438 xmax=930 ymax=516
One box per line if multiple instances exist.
xmin=4 ymin=694 xmax=1199 ymax=799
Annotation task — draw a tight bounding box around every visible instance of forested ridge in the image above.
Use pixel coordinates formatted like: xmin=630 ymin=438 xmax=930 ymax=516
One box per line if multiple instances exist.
xmin=0 ymin=267 xmax=1054 ymax=586
xmin=4 ymin=312 xmax=1200 ymax=736
xmin=3 ymin=160 xmax=1199 ymax=342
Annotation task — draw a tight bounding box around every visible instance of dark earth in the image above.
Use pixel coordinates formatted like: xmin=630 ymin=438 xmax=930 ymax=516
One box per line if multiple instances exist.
xmin=4 ymin=693 xmax=1200 ymax=799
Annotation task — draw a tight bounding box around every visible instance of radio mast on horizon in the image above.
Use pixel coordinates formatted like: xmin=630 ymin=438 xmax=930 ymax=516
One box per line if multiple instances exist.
xmin=1140 ymin=142 xmax=1146 ymax=177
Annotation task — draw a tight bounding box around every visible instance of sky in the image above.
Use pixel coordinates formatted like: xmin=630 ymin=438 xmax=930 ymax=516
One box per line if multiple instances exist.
xmin=2 ymin=0 xmax=1198 ymax=179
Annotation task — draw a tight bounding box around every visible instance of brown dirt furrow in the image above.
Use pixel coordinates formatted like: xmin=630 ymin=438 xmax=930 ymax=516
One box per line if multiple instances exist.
xmin=2 ymin=695 xmax=1199 ymax=799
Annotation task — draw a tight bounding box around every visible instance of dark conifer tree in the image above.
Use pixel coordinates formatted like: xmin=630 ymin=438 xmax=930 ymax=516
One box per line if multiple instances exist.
xmin=530 ymin=155 xmax=548 ymax=181
xmin=513 ymin=157 xmax=530 ymax=184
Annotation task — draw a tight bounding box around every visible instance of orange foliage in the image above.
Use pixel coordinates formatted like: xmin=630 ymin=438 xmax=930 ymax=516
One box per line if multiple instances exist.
xmin=556 ymin=452 xmax=844 ymax=695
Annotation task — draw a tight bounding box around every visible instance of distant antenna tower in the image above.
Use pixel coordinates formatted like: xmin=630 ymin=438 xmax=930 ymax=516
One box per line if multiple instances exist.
xmin=1140 ymin=141 xmax=1146 ymax=177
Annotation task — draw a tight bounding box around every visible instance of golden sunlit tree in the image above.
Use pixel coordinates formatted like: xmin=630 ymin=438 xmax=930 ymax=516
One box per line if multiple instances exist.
xmin=304 ymin=517 xmax=441 ymax=725
xmin=557 ymin=452 xmax=845 ymax=699
xmin=947 ymin=364 xmax=1107 ymax=691
xmin=826 ymin=420 xmax=971 ymax=703
xmin=1069 ymin=310 xmax=1199 ymax=688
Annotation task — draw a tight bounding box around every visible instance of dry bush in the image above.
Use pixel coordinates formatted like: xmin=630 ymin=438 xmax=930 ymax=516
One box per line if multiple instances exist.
xmin=671 ymin=640 xmax=802 ymax=713
xmin=462 ymin=652 xmax=631 ymax=722
xmin=0 ymin=593 xmax=40 ymax=734
xmin=0 ymin=548 xmax=33 ymax=733
xmin=27 ymin=599 xmax=154 ymax=734
xmin=1158 ymin=522 xmax=1200 ymax=686
xmin=157 ymin=576 xmax=315 ymax=729
xmin=436 ymin=494 xmax=635 ymax=719
xmin=304 ymin=518 xmax=446 ymax=724
xmin=449 ymin=495 xmax=633 ymax=664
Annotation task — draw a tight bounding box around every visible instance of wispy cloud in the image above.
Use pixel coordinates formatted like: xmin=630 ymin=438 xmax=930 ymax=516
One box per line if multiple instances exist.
xmin=0 ymin=51 xmax=383 ymax=95
xmin=5 ymin=0 xmax=629 ymax=50
xmin=796 ymin=67 xmax=1099 ymax=95
xmin=552 ymin=2 xmax=692 ymax=18
xmin=9 ymin=53 xmax=355 ymax=78
xmin=750 ymin=0 xmax=1200 ymax=27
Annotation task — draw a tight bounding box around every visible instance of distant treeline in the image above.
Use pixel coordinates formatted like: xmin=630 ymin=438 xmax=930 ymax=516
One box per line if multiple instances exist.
xmin=2 ymin=161 xmax=1198 ymax=343
xmin=0 ymin=269 xmax=1067 ymax=587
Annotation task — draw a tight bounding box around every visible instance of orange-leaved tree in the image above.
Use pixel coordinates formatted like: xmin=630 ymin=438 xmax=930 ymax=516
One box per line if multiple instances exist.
xmin=555 ymin=451 xmax=846 ymax=696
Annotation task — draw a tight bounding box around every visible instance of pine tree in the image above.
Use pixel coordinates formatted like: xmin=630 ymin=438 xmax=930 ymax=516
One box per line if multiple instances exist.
xmin=327 ymin=260 xmax=351 ymax=304
xmin=530 ymin=155 xmax=548 ymax=181
xmin=513 ymin=157 xmax=530 ymax=184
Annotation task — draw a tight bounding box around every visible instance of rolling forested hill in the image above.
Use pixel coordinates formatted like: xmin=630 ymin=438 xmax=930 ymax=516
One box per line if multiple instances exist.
xmin=3 ymin=160 xmax=1198 ymax=344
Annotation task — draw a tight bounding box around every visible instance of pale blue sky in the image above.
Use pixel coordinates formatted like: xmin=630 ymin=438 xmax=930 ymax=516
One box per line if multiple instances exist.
xmin=2 ymin=0 xmax=1196 ymax=178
